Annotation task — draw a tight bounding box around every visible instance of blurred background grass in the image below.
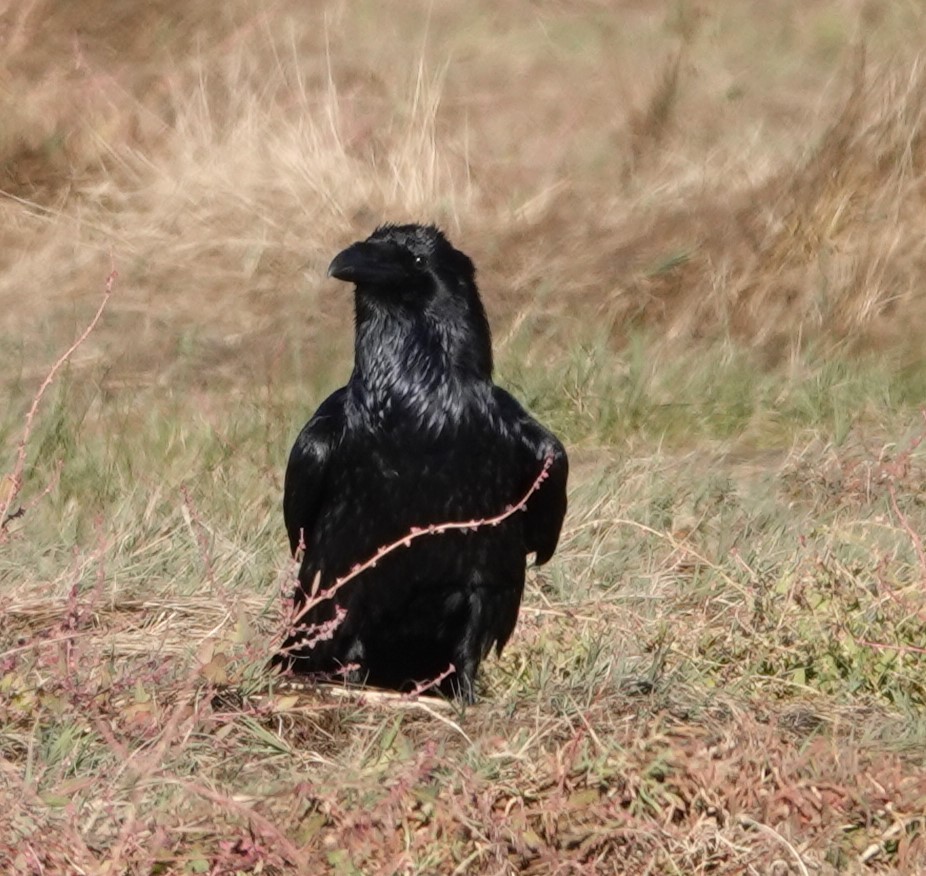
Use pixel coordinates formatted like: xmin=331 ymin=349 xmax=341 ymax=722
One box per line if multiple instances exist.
xmin=4 ymin=1 xmax=926 ymax=872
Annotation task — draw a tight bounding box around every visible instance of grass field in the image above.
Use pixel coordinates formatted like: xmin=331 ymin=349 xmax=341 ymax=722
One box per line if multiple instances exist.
xmin=4 ymin=1 xmax=926 ymax=872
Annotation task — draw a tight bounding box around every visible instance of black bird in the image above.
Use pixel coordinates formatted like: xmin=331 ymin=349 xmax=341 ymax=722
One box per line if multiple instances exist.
xmin=274 ymin=224 xmax=568 ymax=701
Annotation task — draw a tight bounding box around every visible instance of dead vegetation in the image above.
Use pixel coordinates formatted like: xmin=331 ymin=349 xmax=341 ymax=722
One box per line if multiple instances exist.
xmin=4 ymin=418 xmax=926 ymax=873
xmin=4 ymin=1 xmax=926 ymax=873
xmin=4 ymin=1 xmax=926 ymax=383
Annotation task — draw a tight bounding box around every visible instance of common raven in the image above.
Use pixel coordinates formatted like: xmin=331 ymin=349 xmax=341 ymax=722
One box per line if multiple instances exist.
xmin=274 ymin=224 xmax=568 ymax=702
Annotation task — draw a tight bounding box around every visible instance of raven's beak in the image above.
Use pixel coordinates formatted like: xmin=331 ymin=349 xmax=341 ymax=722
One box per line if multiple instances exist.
xmin=327 ymin=241 xmax=404 ymax=285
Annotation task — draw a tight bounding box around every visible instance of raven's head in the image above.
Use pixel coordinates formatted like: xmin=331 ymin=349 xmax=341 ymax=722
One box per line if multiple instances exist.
xmin=329 ymin=224 xmax=493 ymax=382
xmin=329 ymin=224 xmax=473 ymax=294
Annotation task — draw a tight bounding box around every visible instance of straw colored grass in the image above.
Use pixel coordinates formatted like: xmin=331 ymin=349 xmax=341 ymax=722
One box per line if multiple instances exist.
xmin=4 ymin=1 xmax=926 ymax=872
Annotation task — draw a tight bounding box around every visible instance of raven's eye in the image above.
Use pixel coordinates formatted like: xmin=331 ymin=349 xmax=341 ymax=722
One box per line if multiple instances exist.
xmin=413 ymin=255 xmax=425 ymax=267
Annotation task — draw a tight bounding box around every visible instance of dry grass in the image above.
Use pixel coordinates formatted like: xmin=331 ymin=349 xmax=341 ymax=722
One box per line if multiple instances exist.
xmin=5 ymin=409 xmax=926 ymax=873
xmin=5 ymin=1 xmax=926 ymax=384
xmin=5 ymin=1 xmax=926 ymax=873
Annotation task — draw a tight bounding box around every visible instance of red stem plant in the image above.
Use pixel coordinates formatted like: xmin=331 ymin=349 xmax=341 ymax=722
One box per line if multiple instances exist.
xmin=278 ymin=454 xmax=556 ymax=653
xmin=0 ymin=262 xmax=117 ymax=541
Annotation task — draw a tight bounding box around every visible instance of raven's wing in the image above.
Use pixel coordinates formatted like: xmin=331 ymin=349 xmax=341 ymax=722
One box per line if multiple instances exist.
xmin=283 ymin=387 xmax=348 ymax=555
xmin=493 ymin=388 xmax=569 ymax=565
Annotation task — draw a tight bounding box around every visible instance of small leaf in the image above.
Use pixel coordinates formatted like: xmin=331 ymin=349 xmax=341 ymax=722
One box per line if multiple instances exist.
xmin=213 ymin=721 xmax=236 ymax=741
xmin=522 ymin=829 xmax=543 ymax=850
xmin=123 ymin=701 xmax=157 ymax=724
xmin=197 ymin=638 xmax=216 ymax=666
xmin=233 ymin=611 xmax=251 ymax=644
xmin=40 ymin=793 xmax=70 ymax=808
xmin=298 ymin=812 xmax=326 ymax=841
xmin=201 ymin=653 xmax=229 ymax=684
xmin=0 ymin=474 xmax=17 ymax=505
xmin=567 ymin=788 xmax=600 ymax=809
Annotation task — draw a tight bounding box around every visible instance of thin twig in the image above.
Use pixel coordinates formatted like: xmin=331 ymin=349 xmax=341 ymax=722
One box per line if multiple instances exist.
xmin=403 ymin=663 xmax=457 ymax=699
xmin=284 ymin=454 xmax=555 ymax=640
xmin=180 ymin=485 xmax=218 ymax=590
xmin=1 ymin=261 xmax=117 ymax=534
xmin=738 ymin=814 xmax=810 ymax=876
xmin=889 ymin=483 xmax=926 ymax=585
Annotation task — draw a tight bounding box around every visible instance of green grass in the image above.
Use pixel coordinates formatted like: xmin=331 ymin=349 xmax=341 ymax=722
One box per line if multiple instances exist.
xmin=4 ymin=344 xmax=926 ymax=871
xmin=6 ymin=0 xmax=926 ymax=870
xmin=502 ymin=336 xmax=926 ymax=449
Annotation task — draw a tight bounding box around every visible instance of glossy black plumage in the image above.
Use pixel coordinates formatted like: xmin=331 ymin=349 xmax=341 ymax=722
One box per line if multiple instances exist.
xmin=273 ymin=224 xmax=568 ymax=701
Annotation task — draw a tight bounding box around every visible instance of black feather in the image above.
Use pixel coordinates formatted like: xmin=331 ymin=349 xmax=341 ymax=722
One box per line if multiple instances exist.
xmin=273 ymin=224 xmax=568 ymax=702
